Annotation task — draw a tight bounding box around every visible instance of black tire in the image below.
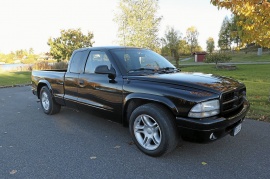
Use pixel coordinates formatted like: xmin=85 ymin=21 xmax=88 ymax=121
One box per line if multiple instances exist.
xmin=129 ymin=103 xmax=179 ymax=157
xmin=40 ymin=86 xmax=61 ymax=115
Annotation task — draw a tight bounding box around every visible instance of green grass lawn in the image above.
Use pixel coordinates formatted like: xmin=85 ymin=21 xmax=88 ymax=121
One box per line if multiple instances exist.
xmin=180 ymin=64 xmax=270 ymax=122
xmin=0 ymin=71 xmax=31 ymax=86
xmin=176 ymin=52 xmax=270 ymax=65
xmin=230 ymin=52 xmax=270 ymax=62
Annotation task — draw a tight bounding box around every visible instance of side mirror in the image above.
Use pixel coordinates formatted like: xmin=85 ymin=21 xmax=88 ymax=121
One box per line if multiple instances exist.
xmin=95 ymin=65 xmax=116 ymax=79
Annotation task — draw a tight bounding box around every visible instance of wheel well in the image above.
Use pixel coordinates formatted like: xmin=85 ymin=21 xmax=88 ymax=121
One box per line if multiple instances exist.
xmin=123 ymin=99 xmax=174 ymax=127
xmin=37 ymin=83 xmax=47 ymax=99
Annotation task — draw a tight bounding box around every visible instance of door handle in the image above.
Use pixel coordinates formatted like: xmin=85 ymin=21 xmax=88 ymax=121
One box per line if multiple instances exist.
xmin=79 ymin=80 xmax=85 ymax=87
xmin=79 ymin=80 xmax=84 ymax=85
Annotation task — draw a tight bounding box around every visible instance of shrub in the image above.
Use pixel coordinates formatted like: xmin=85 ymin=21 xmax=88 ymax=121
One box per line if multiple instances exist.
xmin=32 ymin=61 xmax=68 ymax=70
xmin=32 ymin=62 xmax=52 ymax=70
xmin=51 ymin=61 xmax=68 ymax=69
xmin=204 ymin=53 xmax=232 ymax=68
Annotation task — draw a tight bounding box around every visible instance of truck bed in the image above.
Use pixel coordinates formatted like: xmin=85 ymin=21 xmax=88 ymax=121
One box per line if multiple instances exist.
xmin=32 ymin=70 xmax=66 ymax=104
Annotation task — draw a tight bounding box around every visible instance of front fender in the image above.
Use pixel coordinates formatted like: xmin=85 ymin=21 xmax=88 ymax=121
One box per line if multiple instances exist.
xmin=123 ymin=93 xmax=179 ymax=116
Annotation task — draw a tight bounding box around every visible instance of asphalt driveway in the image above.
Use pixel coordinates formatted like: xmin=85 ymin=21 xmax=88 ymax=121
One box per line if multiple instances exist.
xmin=1 ymin=86 xmax=270 ymax=179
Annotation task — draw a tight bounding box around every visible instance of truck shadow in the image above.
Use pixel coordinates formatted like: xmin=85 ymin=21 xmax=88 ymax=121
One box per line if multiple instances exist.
xmin=44 ymin=107 xmax=259 ymax=159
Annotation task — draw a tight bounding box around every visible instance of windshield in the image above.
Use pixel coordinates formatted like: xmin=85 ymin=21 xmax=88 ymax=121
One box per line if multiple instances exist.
xmin=110 ymin=48 xmax=176 ymax=75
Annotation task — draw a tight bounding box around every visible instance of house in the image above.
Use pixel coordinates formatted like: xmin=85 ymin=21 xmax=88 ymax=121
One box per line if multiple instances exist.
xmin=193 ymin=52 xmax=207 ymax=62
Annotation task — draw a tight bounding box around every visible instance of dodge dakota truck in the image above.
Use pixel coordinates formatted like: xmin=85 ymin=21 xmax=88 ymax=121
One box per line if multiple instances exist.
xmin=32 ymin=46 xmax=250 ymax=156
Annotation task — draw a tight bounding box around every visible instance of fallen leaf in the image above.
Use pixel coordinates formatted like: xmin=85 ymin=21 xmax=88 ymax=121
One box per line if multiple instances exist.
xmin=10 ymin=170 xmax=17 ymax=175
xmin=90 ymin=156 xmax=97 ymax=160
xmin=202 ymin=162 xmax=207 ymax=165
xmin=128 ymin=141 xmax=134 ymax=145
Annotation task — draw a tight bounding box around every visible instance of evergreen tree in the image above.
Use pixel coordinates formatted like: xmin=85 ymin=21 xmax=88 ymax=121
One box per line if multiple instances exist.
xmin=218 ymin=17 xmax=231 ymax=51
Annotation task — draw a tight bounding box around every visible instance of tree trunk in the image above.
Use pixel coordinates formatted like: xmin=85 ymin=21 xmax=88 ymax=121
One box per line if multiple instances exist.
xmin=174 ymin=51 xmax=179 ymax=68
xmin=175 ymin=58 xmax=179 ymax=68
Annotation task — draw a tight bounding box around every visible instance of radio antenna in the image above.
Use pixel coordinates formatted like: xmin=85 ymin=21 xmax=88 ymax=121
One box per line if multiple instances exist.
xmin=123 ymin=17 xmax=126 ymax=47
xmin=123 ymin=17 xmax=129 ymax=79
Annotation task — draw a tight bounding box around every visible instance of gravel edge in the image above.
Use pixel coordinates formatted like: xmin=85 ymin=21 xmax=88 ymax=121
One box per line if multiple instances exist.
xmin=0 ymin=83 xmax=32 ymax=89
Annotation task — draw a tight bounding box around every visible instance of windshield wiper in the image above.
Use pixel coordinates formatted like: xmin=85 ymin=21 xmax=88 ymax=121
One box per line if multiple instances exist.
xmin=127 ymin=68 xmax=156 ymax=74
xmin=158 ymin=67 xmax=180 ymax=73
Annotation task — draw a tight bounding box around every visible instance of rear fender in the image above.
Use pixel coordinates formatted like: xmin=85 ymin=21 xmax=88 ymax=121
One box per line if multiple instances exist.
xmin=37 ymin=80 xmax=53 ymax=99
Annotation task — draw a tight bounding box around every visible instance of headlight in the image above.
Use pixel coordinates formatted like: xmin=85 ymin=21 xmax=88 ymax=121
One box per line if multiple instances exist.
xmin=188 ymin=100 xmax=220 ymax=118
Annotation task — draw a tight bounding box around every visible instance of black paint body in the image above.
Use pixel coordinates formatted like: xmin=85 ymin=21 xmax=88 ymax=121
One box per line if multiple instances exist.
xmin=32 ymin=46 xmax=250 ymax=142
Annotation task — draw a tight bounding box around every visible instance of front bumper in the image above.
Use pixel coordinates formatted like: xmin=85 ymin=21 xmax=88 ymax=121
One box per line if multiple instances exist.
xmin=176 ymin=99 xmax=250 ymax=143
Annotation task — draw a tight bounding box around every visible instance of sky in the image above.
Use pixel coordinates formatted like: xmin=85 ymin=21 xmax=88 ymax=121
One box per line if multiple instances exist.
xmin=0 ymin=0 xmax=231 ymax=54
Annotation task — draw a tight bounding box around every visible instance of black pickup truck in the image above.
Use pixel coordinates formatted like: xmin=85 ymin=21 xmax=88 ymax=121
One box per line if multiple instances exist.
xmin=32 ymin=46 xmax=250 ymax=156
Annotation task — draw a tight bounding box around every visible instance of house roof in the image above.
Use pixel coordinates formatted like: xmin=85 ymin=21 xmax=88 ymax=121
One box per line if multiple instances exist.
xmin=193 ymin=51 xmax=207 ymax=55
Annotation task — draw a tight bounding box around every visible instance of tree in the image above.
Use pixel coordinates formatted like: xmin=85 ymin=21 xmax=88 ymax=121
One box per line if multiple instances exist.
xmin=29 ymin=48 xmax=34 ymax=55
xmin=218 ymin=16 xmax=231 ymax=51
xmin=194 ymin=45 xmax=203 ymax=52
xmin=0 ymin=50 xmax=40 ymax=64
xmin=185 ymin=26 xmax=199 ymax=54
xmin=206 ymin=37 xmax=215 ymax=53
xmin=15 ymin=49 xmax=28 ymax=60
xmin=47 ymin=29 xmax=94 ymax=61
xmin=210 ymin=0 xmax=270 ymax=48
xmin=178 ymin=40 xmax=190 ymax=55
xmin=161 ymin=27 xmax=181 ymax=67
xmin=204 ymin=53 xmax=232 ymax=68
xmin=114 ymin=0 xmax=162 ymax=51
xmin=21 ymin=53 xmax=39 ymax=64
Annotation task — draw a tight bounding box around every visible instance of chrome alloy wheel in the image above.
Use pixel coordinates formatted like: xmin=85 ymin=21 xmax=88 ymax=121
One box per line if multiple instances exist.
xmin=41 ymin=91 xmax=50 ymax=111
xmin=133 ymin=114 xmax=162 ymax=150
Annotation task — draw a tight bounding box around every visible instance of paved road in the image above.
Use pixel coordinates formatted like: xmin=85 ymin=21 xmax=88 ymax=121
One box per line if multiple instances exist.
xmin=1 ymin=86 xmax=270 ymax=179
xmin=180 ymin=57 xmax=192 ymax=62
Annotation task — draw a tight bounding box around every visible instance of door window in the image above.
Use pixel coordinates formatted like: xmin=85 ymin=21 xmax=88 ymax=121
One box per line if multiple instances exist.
xmin=85 ymin=51 xmax=111 ymax=74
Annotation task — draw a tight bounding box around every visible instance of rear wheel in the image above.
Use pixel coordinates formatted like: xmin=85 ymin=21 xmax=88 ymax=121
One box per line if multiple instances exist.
xmin=129 ymin=103 xmax=179 ymax=157
xmin=40 ymin=86 xmax=61 ymax=115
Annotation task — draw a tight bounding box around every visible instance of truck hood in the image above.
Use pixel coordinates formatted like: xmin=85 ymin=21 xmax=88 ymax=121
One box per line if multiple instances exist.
xmin=128 ymin=72 xmax=244 ymax=93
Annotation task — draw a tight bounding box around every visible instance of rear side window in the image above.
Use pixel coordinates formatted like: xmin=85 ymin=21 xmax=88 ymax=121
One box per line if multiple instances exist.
xmin=69 ymin=50 xmax=89 ymax=73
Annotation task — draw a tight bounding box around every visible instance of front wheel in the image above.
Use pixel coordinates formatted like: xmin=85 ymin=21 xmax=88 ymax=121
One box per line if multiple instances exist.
xmin=40 ymin=86 xmax=61 ymax=115
xmin=129 ymin=103 xmax=179 ymax=157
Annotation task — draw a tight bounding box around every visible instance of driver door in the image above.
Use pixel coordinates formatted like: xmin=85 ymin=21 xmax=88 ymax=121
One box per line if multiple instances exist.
xmin=77 ymin=50 xmax=123 ymax=122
